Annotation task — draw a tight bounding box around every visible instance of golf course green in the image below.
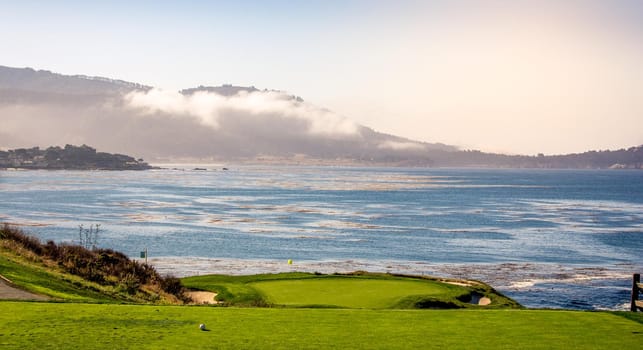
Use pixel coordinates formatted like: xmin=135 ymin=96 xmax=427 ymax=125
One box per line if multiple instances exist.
xmin=252 ymin=277 xmax=456 ymax=308
xmin=181 ymin=272 xmax=519 ymax=309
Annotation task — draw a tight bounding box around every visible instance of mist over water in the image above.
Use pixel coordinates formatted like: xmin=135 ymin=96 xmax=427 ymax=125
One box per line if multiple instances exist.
xmin=1 ymin=167 xmax=641 ymax=310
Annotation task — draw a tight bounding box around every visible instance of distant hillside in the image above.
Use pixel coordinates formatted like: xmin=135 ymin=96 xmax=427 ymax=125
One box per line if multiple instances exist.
xmin=180 ymin=84 xmax=262 ymax=97
xmin=423 ymin=146 xmax=643 ymax=169
xmin=0 ymin=65 xmax=149 ymax=95
xmin=0 ymin=65 xmax=640 ymax=168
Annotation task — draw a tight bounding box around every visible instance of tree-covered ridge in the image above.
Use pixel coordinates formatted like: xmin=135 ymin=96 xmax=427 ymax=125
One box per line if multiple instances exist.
xmin=426 ymin=145 xmax=643 ymax=169
xmin=0 ymin=144 xmax=152 ymax=170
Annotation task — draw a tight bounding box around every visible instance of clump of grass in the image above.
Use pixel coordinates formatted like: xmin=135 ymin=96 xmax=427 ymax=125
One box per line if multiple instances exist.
xmin=0 ymin=224 xmax=191 ymax=303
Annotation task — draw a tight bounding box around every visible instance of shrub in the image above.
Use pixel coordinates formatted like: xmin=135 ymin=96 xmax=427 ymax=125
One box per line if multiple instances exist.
xmin=43 ymin=240 xmax=62 ymax=261
xmin=160 ymin=276 xmax=191 ymax=303
xmin=119 ymin=273 xmax=140 ymax=295
xmin=1 ymin=224 xmax=43 ymax=255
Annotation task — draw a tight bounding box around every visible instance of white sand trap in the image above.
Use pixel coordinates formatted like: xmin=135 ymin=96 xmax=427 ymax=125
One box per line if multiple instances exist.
xmin=441 ymin=279 xmax=482 ymax=287
xmin=187 ymin=291 xmax=219 ymax=304
xmin=478 ymin=297 xmax=492 ymax=306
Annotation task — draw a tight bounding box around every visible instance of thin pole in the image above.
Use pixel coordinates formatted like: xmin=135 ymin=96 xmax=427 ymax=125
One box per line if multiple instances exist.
xmin=632 ymin=273 xmax=640 ymax=312
xmin=145 ymin=247 xmax=148 ymax=264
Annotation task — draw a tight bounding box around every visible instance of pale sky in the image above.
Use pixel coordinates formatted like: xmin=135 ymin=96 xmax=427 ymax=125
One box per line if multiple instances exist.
xmin=1 ymin=0 xmax=642 ymax=155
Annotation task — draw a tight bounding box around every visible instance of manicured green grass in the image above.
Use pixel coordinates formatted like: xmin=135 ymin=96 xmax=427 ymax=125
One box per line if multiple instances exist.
xmin=251 ymin=277 xmax=465 ymax=308
xmin=182 ymin=272 xmax=519 ymax=309
xmin=0 ymin=301 xmax=641 ymax=349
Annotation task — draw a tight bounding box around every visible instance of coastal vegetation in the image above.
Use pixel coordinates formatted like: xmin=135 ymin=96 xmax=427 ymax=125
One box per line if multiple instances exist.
xmin=0 ymin=225 xmax=188 ymax=303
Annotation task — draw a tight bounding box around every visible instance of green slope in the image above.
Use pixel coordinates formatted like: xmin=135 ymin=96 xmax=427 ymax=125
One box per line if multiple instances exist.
xmin=0 ymin=226 xmax=187 ymax=304
xmin=0 ymin=245 xmax=175 ymax=304
xmin=0 ymin=252 xmax=121 ymax=303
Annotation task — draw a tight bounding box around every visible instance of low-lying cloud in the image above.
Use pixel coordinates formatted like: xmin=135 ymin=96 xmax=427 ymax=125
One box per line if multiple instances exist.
xmin=125 ymin=88 xmax=361 ymax=137
xmin=378 ymin=140 xmax=427 ymax=151
xmin=1 ymin=68 xmax=442 ymax=162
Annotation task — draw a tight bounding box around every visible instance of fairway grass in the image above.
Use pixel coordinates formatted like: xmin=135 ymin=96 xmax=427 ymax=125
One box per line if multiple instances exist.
xmin=0 ymin=302 xmax=641 ymax=349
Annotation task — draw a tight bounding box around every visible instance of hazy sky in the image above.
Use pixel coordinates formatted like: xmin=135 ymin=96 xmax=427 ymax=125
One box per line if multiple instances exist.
xmin=1 ymin=0 xmax=642 ymax=155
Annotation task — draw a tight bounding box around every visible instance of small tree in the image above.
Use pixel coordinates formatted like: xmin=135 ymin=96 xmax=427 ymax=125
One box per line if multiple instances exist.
xmin=78 ymin=223 xmax=100 ymax=249
xmin=78 ymin=224 xmax=84 ymax=247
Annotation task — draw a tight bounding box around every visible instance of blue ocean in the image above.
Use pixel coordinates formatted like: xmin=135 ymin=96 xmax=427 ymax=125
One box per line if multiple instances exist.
xmin=1 ymin=167 xmax=641 ymax=310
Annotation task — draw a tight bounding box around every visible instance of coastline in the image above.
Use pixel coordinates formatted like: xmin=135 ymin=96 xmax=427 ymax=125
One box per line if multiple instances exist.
xmin=145 ymin=257 xmax=638 ymax=311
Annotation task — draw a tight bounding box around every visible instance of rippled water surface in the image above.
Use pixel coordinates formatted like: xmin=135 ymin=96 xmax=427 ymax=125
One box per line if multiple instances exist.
xmin=1 ymin=167 xmax=641 ymax=309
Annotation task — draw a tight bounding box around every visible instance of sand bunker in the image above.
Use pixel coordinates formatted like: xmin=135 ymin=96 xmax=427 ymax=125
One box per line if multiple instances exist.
xmin=478 ymin=297 xmax=492 ymax=306
xmin=187 ymin=291 xmax=218 ymax=304
xmin=441 ymin=279 xmax=482 ymax=287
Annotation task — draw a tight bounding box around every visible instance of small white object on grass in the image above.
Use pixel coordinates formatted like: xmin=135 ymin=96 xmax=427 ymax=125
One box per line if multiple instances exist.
xmin=199 ymin=323 xmax=206 ymax=331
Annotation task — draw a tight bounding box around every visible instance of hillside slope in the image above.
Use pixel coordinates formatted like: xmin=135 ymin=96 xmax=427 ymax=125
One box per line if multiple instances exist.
xmin=0 ymin=225 xmax=187 ymax=304
xmin=1 ymin=65 xmax=640 ymax=168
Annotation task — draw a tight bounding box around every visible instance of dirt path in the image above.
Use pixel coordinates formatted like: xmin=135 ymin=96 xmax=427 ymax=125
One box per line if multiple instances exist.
xmin=0 ymin=275 xmax=49 ymax=301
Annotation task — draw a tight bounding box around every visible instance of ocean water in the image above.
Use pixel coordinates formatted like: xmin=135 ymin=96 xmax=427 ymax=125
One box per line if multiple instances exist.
xmin=1 ymin=166 xmax=642 ymax=310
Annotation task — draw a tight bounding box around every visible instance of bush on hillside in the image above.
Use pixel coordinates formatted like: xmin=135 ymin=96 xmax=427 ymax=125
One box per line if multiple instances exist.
xmin=0 ymin=225 xmax=44 ymax=255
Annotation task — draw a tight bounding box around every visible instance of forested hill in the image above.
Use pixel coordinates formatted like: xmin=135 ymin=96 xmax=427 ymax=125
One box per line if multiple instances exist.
xmin=425 ymin=145 xmax=643 ymax=169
